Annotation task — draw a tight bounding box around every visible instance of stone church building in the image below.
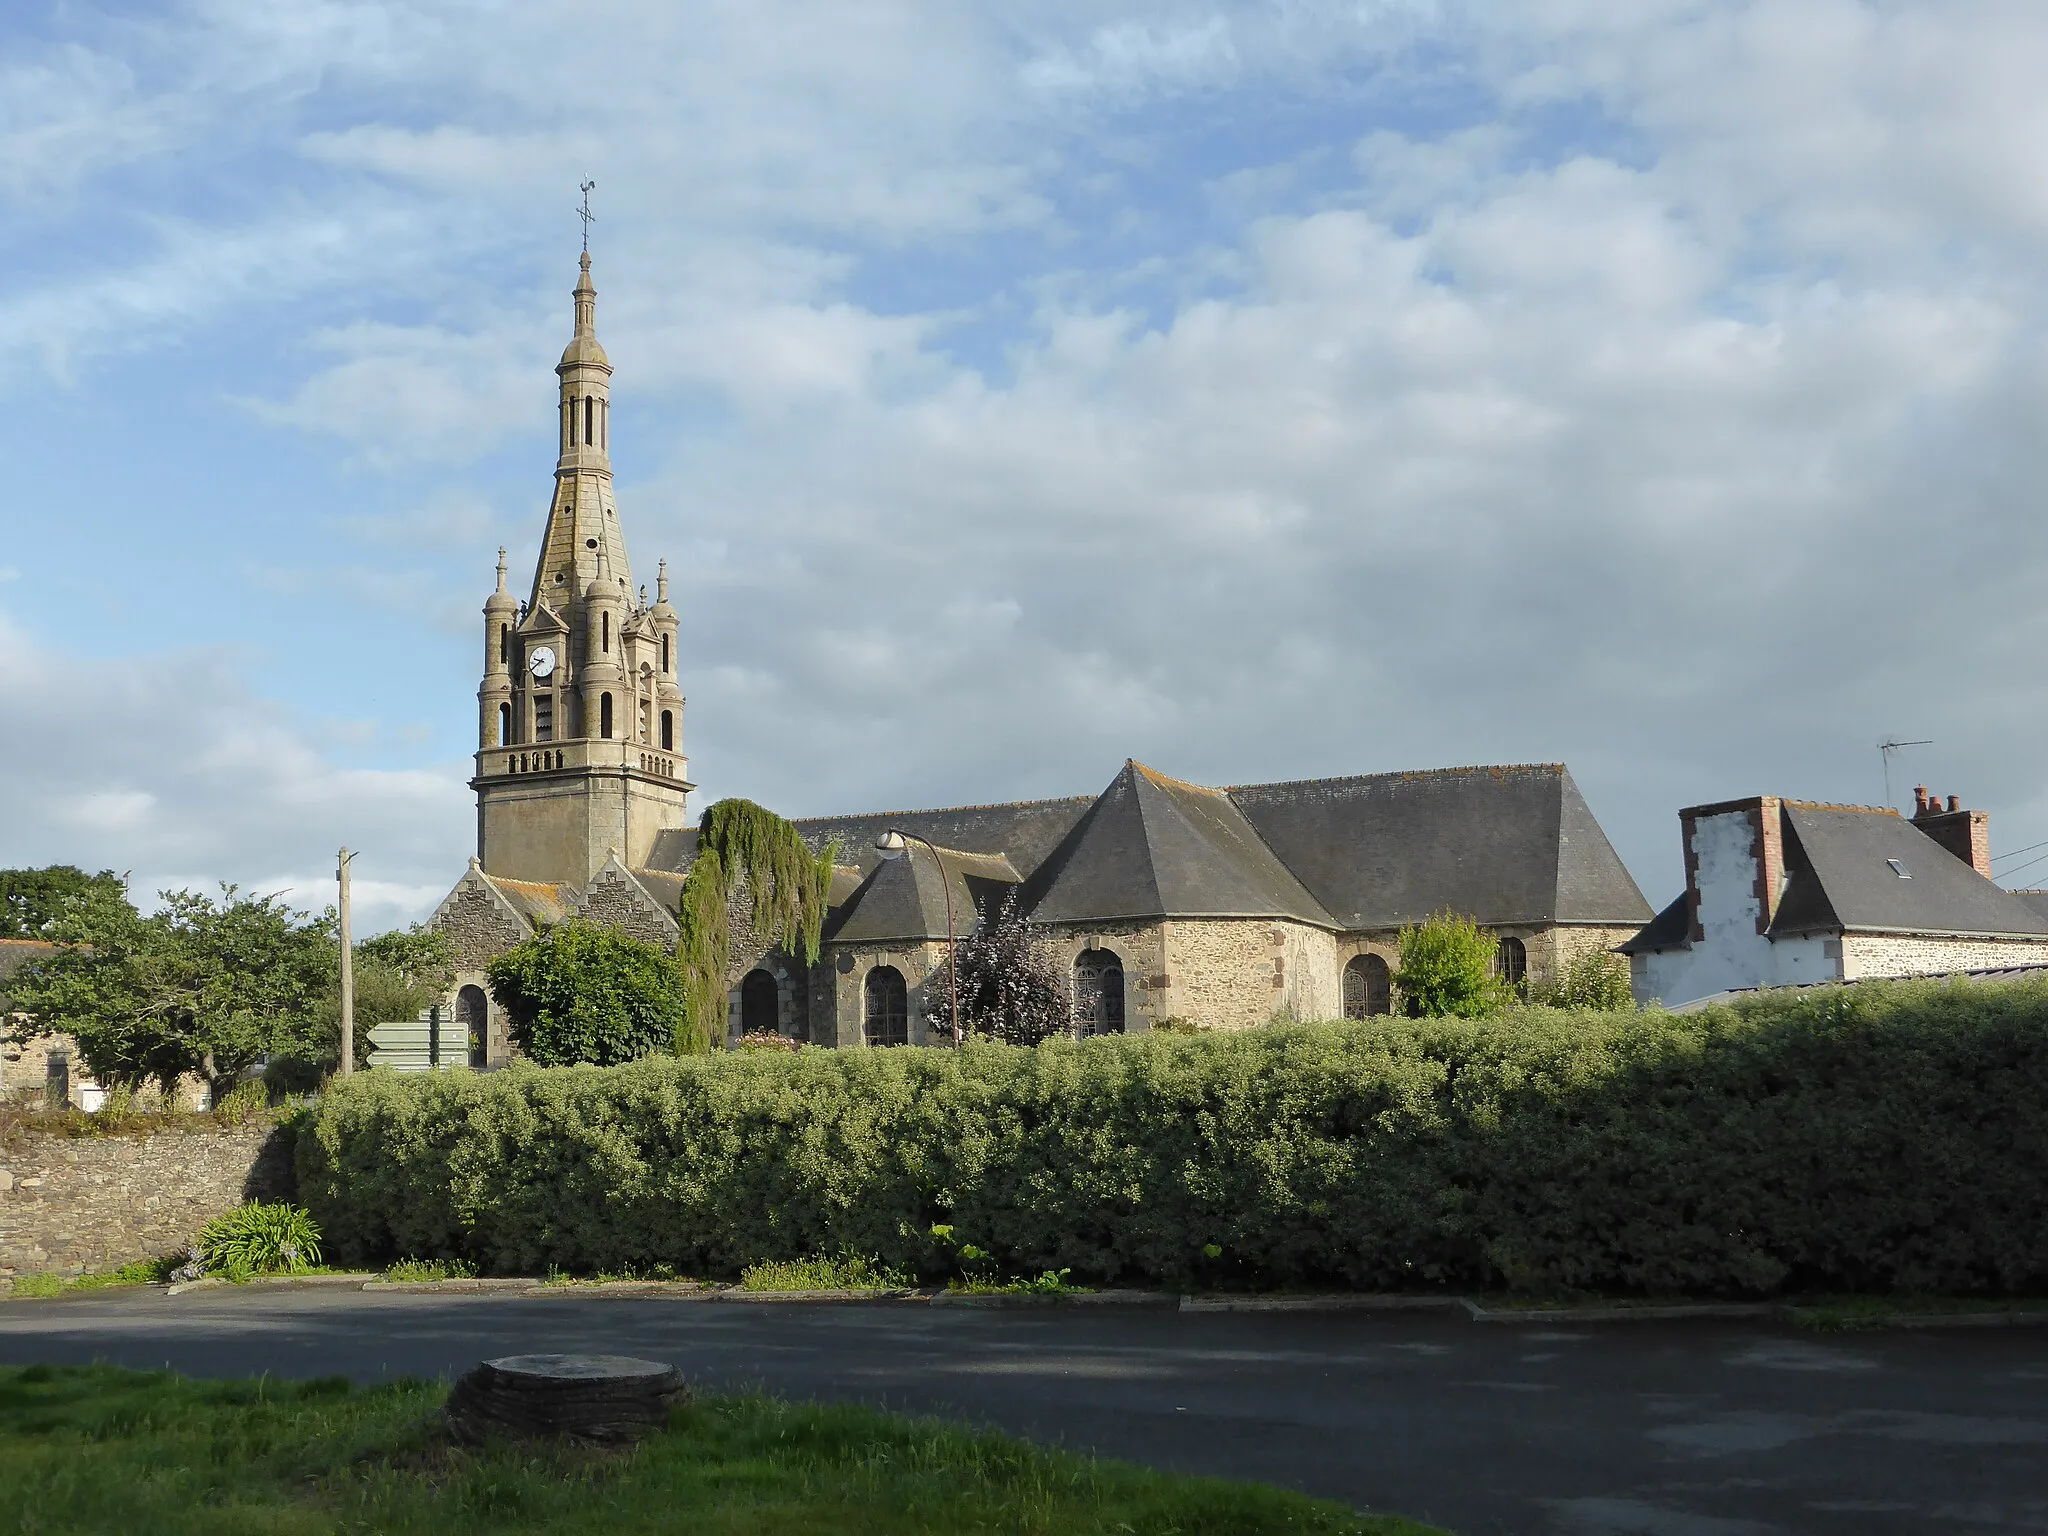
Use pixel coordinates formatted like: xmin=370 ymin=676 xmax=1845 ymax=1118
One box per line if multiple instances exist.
xmin=427 ymin=251 xmax=1655 ymax=1059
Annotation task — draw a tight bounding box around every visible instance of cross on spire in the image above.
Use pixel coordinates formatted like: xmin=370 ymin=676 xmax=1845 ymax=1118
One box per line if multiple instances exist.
xmin=578 ymin=179 xmax=597 ymax=253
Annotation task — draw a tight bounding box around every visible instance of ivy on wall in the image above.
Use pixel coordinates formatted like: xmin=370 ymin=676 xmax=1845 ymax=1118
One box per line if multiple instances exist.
xmin=675 ymin=799 xmax=836 ymax=1052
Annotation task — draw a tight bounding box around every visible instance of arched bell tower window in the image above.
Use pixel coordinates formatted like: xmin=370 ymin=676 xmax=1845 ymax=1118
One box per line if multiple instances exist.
xmin=497 ymin=702 xmax=511 ymax=745
xmin=602 ymin=611 xmax=610 ymax=652
xmin=584 ymin=396 xmax=594 ymax=445
xmin=498 ymin=625 xmax=509 ymax=665
xmin=661 ymin=635 xmax=670 ymax=673
xmin=661 ymin=710 xmax=674 ymax=751
xmin=600 ymin=692 xmax=614 ymax=739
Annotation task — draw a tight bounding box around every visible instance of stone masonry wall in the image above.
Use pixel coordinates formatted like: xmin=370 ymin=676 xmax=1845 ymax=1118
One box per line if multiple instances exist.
xmin=1839 ymin=932 xmax=2048 ymax=982
xmin=0 ymin=1120 xmax=294 ymax=1279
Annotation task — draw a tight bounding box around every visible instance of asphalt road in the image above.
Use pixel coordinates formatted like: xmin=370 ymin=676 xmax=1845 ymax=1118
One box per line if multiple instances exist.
xmin=2 ymin=1287 xmax=2044 ymax=1535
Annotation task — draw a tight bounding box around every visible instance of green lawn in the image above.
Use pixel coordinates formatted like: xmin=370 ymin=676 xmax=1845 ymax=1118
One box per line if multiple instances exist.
xmin=0 ymin=1365 xmax=1441 ymax=1535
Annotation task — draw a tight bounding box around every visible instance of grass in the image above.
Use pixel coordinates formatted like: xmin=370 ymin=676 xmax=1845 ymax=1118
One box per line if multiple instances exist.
xmin=947 ymin=1270 xmax=1093 ymax=1297
xmin=385 ymin=1257 xmax=481 ymax=1283
xmin=0 ymin=1364 xmax=1441 ymax=1535
xmin=735 ymin=1254 xmax=911 ymax=1292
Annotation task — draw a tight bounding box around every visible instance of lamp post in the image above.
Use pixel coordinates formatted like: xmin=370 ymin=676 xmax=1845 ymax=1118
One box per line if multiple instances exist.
xmin=874 ymin=829 xmax=959 ymax=1045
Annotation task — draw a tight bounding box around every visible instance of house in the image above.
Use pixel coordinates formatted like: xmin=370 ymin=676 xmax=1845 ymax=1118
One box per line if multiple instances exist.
xmin=1623 ymin=787 xmax=2048 ymax=1008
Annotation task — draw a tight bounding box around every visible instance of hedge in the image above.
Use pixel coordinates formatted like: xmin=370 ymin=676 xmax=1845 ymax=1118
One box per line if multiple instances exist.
xmin=293 ymin=976 xmax=2048 ymax=1296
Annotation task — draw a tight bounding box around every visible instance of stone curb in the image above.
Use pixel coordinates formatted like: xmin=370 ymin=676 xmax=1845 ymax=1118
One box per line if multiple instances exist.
xmin=159 ymin=1277 xmax=380 ymax=1302
xmin=933 ymin=1289 xmax=1178 ymax=1309
xmin=362 ymin=1278 xmax=544 ymax=1294
xmin=1460 ymin=1301 xmax=1779 ymax=1323
xmin=1179 ymin=1294 xmax=1464 ymax=1314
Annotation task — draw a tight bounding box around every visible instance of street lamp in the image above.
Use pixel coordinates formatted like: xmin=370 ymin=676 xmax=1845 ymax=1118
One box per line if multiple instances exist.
xmin=874 ymin=828 xmax=959 ymax=1045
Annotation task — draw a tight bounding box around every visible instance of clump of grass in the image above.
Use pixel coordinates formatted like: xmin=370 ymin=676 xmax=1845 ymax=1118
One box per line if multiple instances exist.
xmin=0 ymin=1364 xmax=1443 ymax=1534
xmin=947 ymin=1269 xmax=1091 ymax=1297
xmin=384 ymin=1257 xmax=480 ymax=1283
xmin=5 ymin=1272 xmax=64 ymax=1299
xmin=737 ymin=1253 xmax=911 ymax=1292
xmin=68 ymin=1256 xmax=180 ymax=1291
xmin=198 ymin=1201 xmax=322 ymax=1279
xmin=209 ymin=1080 xmax=268 ymax=1126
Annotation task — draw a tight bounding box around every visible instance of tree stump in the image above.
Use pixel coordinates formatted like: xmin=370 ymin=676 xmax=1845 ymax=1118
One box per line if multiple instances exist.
xmin=445 ymin=1354 xmax=687 ymax=1444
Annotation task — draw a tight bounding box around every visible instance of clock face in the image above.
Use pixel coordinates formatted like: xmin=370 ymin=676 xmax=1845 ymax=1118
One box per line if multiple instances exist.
xmin=529 ymin=646 xmax=557 ymax=679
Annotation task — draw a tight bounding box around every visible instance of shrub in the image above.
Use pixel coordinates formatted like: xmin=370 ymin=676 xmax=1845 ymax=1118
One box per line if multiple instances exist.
xmin=198 ymin=1202 xmax=323 ymax=1279
xmin=485 ymin=922 xmax=684 ymax=1067
xmin=1527 ymin=949 xmax=1635 ymax=1011
xmin=1392 ymin=911 xmax=1513 ymax=1017
xmin=922 ymin=890 xmax=1070 ymax=1046
xmin=295 ymin=977 xmax=2048 ymax=1298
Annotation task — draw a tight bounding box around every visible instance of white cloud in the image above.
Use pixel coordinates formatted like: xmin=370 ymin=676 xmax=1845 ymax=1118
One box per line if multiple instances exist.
xmin=0 ymin=611 xmax=470 ymax=933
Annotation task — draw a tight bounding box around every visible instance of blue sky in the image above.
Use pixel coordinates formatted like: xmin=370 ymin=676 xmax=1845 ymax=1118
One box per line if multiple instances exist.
xmin=9 ymin=0 xmax=2048 ymax=929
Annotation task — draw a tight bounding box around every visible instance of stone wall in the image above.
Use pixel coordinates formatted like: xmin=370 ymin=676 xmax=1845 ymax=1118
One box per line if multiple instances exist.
xmin=0 ymin=1119 xmax=294 ymax=1279
xmin=1839 ymin=932 xmax=2048 ymax=981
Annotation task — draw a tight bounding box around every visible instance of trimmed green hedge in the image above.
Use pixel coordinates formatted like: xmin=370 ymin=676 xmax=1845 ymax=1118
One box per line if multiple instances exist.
xmin=293 ymin=977 xmax=2048 ymax=1295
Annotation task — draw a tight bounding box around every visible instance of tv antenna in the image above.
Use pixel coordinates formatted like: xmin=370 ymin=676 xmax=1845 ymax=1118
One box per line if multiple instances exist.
xmin=1878 ymin=737 xmax=1932 ymax=810
xmin=577 ymin=179 xmax=597 ymax=253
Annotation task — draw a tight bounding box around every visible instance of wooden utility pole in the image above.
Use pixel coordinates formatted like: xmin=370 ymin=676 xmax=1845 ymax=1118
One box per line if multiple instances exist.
xmin=338 ymin=848 xmax=356 ymax=1076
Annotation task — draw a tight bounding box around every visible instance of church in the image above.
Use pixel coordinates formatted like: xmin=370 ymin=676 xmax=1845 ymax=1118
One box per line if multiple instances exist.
xmin=427 ymin=250 xmax=1655 ymax=1059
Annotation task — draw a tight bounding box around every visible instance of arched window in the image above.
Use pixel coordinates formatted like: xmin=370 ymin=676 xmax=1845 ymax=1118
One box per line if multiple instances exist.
xmin=600 ymin=692 xmax=613 ymax=738
xmin=584 ymin=396 xmax=594 ymax=445
xmin=661 ymin=710 xmax=674 ymax=751
xmin=497 ymin=702 xmax=511 ymax=745
xmin=1073 ymin=949 xmax=1125 ymax=1037
xmin=499 ymin=625 xmax=509 ymax=665
xmin=1495 ymin=936 xmax=1527 ymax=987
xmin=457 ymin=985 xmax=489 ymax=1069
xmin=1342 ymin=954 xmax=1392 ymax=1019
xmin=661 ymin=635 xmax=670 ymax=673
xmin=864 ymin=966 xmax=908 ymax=1047
xmin=602 ymin=611 xmax=610 ymax=652
xmin=739 ymin=969 xmax=780 ymax=1036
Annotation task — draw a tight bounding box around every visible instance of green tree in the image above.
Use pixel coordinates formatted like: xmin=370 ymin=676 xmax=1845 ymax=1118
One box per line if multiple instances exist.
xmin=675 ymin=799 xmax=836 ymax=1053
xmin=1527 ymin=949 xmax=1636 ymax=1010
xmin=278 ymin=925 xmax=457 ymax=1086
xmin=486 ymin=922 xmax=684 ymax=1066
xmin=9 ymin=884 xmax=336 ymax=1102
xmin=1391 ymin=910 xmax=1514 ymax=1018
xmin=0 ymin=865 xmax=128 ymax=939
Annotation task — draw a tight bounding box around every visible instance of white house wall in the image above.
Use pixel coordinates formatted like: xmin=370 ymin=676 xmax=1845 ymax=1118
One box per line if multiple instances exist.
xmin=1631 ymin=807 xmax=1838 ymax=1008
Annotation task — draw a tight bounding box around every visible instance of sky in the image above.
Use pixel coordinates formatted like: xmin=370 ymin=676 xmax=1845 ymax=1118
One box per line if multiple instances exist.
xmin=6 ymin=0 xmax=2048 ymax=933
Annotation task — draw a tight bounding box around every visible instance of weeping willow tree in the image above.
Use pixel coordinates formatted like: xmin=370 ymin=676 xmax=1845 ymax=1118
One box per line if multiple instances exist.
xmin=675 ymin=799 xmax=837 ymax=1052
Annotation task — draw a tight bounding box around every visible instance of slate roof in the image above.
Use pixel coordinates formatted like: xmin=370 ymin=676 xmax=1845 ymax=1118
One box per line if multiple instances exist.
xmin=0 ymin=939 xmax=60 ymax=986
xmin=645 ymin=795 xmax=1094 ymax=883
xmin=2008 ymin=891 xmax=2048 ymax=925
xmin=1770 ymin=805 xmax=2048 ymax=938
xmin=642 ymin=759 xmax=1649 ymax=941
xmin=1227 ymin=764 xmax=1651 ymax=929
xmin=830 ymin=847 xmax=1021 ymax=944
xmin=1619 ymin=893 xmax=1690 ymax=956
xmin=1029 ymin=762 xmax=1336 ymax=926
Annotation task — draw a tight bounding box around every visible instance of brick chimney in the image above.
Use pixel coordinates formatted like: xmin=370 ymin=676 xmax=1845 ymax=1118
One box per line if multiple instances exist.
xmin=1912 ymin=786 xmax=1992 ymax=877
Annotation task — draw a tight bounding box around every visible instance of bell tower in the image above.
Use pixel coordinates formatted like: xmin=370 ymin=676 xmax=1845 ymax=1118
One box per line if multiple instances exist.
xmin=471 ymin=238 xmax=692 ymax=886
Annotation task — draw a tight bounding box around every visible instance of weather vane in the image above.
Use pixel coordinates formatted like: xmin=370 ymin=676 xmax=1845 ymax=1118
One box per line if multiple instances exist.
xmin=578 ymin=179 xmax=597 ymax=253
